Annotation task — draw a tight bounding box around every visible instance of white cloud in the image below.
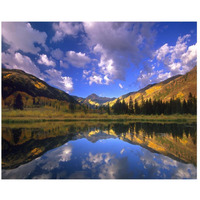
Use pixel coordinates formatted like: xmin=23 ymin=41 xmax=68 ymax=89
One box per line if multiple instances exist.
xmin=155 ymin=43 xmax=170 ymax=61
xmin=82 ymin=69 xmax=91 ymax=78
xmin=38 ymin=54 xmax=56 ymax=67
xmin=156 ymin=71 xmax=171 ymax=82
xmin=51 ymin=48 xmax=64 ymax=60
xmin=65 ymin=51 xmax=91 ymax=68
xmin=60 ymin=60 xmax=69 ymax=68
xmin=2 ymin=51 xmax=43 ymax=79
xmin=137 ymin=71 xmax=155 ymax=87
xmin=181 ymin=43 xmax=197 ymax=68
xmin=138 ymin=34 xmax=197 ymax=87
xmin=154 ymin=34 xmax=196 ymax=77
xmin=169 ymin=34 xmax=190 ymax=65
xmin=104 ymin=75 xmax=112 ymax=85
xmin=46 ymin=69 xmax=73 ymax=93
xmin=52 ymin=22 xmax=82 ymax=42
xmin=88 ymin=74 xmax=103 ymax=85
xmin=119 ymin=83 xmax=123 ymax=89
xmin=62 ymin=77 xmax=73 ymax=93
xmin=2 ymin=22 xmax=47 ymax=54
xmin=83 ymin=22 xmax=156 ymax=82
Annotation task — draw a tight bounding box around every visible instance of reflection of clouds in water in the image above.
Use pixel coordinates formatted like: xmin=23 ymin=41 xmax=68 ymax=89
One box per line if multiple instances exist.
xmin=2 ymin=143 xmax=72 ymax=179
xmin=120 ymin=148 xmax=125 ymax=154
xmin=140 ymin=149 xmax=197 ymax=178
xmin=2 ymin=160 xmax=39 ymax=179
xmin=41 ymin=143 xmax=72 ymax=170
xmin=82 ymin=152 xmax=132 ymax=179
xmin=33 ymin=173 xmax=53 ymax=179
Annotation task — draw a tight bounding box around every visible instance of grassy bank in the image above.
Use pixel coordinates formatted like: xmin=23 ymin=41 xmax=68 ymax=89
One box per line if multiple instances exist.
xmin=2 ymin=108 xmax=197 ymax=123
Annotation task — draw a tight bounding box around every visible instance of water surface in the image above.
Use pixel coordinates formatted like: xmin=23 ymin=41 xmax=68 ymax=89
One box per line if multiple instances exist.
xmin=2 ymin=121 xmax=197 ymax=179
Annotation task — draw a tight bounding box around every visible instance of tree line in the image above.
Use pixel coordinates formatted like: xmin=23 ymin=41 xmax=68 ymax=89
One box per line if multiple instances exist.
xmin=11 ymin=92 xmax=197 ymax=115
xmin=112 ymin=93 xmax=196 ymax=115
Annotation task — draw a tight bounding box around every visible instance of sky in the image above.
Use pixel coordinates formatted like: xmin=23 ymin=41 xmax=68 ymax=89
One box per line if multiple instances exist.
xmin=1 ymin=22 xmax=197 ymax=98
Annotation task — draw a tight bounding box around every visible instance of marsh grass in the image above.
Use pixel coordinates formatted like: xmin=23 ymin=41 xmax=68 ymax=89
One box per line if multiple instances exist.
xmin=2 ymin=108 xmax=196 ymax=123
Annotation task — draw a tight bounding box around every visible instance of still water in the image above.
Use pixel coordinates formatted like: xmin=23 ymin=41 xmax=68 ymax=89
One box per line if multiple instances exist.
xmin=2 ymin=121 xmax=197 ymax=179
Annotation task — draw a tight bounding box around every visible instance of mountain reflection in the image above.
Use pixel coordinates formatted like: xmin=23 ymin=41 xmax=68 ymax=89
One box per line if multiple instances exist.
xmin=2 ymin=121 xmax=197 ymax=179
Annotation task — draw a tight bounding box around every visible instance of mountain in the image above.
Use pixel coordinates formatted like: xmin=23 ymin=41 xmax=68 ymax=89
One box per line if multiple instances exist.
xmin=2 ymin=68 xmax=77 ymax=108
xmin=73 ymin=93 xmax=115 ymax=107
xmin=107 ymin=66 xmax=197 ymax=106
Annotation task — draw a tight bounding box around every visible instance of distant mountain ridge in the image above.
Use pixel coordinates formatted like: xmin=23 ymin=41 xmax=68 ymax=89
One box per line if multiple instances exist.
xmin=73 ymin=93 xmax=115 ymax=107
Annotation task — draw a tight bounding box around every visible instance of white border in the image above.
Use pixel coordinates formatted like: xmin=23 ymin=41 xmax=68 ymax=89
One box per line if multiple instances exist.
xmin=0 ymin=0 xmax=199 ymax=200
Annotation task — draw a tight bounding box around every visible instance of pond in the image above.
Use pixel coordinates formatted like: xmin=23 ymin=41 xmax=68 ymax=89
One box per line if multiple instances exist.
xmin=2 ymin=121 xmax=197 ymax=179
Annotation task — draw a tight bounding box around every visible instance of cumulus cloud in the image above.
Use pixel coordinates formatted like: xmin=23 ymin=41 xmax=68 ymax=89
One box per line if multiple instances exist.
xmin=38 ymin=54 xmax=56 ymax=67
xmin=46 ymin=69 xmax=73 ymax=93
xmin=82 ymin=69 xmax=91 ymax=79
xmin=51 ymin=48 xmax=64 ymax=60
xmin=88 ymin=74 xmax=103 ymax=85
xmin=60 ymin=60 xmax=69 ymax=68
xmin=104 ymin=75 xmax=112 ymax=85
xmin=156 ymin=71 xmax=171 ymax=82
xmin=138 ymin=34 xmax=197 ymax=86
xmin=154 ymin=34 xmax=197 ymax=76
xmin=137 ymin=67 xmax=155 ymax=87
xmin=65 ymin=51 xmax=91 ymax=68
xmin=52 ymin=22 xmax=82 ymax=42
xmin=83 ymin=22 xmax=156 ymax=83
xmin=181 ymin=43 xmax=197 ymax=70
xmin=2 ymin=22 xmax=47 ymax=54
xmin=2 ymin=51 xmax=43 ymax=79
xmin=155 ymin=43 xmax=170 ymax=61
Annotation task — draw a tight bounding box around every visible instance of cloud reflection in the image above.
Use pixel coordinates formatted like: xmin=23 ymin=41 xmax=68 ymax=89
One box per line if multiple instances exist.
xmin=139 ymin=148 xmax=197 ymax=179
xmin=82 ymin=152 xmax=133 ymax=179
xmin=2 ymin=143 xmax=72 ymax=179
xmin=41 ymin=143 xmax=72 ymax=170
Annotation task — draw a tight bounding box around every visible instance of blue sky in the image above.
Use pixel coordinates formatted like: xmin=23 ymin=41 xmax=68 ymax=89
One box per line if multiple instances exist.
xmin=2 ymin=22 xmax=197 ymax=98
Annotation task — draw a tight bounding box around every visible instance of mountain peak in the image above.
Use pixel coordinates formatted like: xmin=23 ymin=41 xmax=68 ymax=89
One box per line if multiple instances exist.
xmin=87 ymin=93 xmax=99 ymax=99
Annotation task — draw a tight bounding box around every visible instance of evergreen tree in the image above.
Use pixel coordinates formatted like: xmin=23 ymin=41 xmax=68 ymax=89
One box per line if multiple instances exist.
xmin=134 ymin=99 xmax=140 ymax=114
xmin=107 ymin=103 xmax=111 ymax=115
xmin=182 ymin=99 xmax=188 ymax=114
xmin=113 ymin=98 xmax=121 ymax=114
xmin=128 ymin=96 xmax=134 ymax=114
xmin=122 ymin=99 xmax=128 ymax=114
xmin=13 ymin=94 xmax=24 ymax=110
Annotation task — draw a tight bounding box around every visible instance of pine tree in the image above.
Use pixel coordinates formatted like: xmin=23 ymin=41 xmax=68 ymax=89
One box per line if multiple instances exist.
xmin=107 ymin=103 xmax=111 ymax=115
xmin=135 ymin=99 xmax=140 ymax=114
xmin=113 ymin=98 xmax=120 ymax=114
xmin=128 ymin=96 xmax=134 ymax=114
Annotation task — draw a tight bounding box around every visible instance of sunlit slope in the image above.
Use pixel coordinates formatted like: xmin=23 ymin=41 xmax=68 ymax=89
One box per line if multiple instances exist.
xmin=2 ymin=69 xmax=79 ymax=109
xmin=2 ymin=68 xmax=77 ymax=103
xmin=107 ymin=66 xmax=197 ymax=106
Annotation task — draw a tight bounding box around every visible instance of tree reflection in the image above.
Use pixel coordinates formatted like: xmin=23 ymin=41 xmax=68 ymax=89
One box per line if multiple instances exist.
xmin=2 ymin=121 xmax=197 ymax=169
